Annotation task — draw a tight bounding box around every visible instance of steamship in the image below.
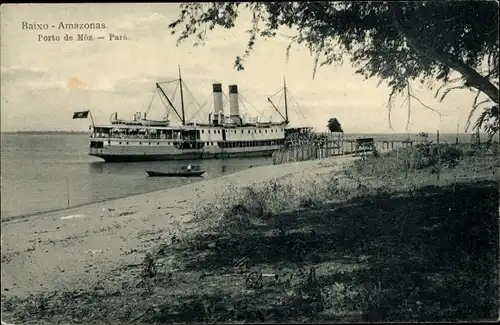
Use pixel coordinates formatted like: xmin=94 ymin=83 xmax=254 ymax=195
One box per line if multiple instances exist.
xmin=81 ymin=69 xmax=311 ymax=162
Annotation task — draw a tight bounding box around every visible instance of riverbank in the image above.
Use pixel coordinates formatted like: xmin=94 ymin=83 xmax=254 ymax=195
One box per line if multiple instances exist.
xmin=1 ymin=155 xmax=358 ymax=299
xmin=1 ymin=144 xmax=498 ymax=324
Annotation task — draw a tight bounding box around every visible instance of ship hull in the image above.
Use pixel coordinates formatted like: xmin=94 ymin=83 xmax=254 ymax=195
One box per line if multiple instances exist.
xmin=89 ymin=148 xmax=276 ymax=162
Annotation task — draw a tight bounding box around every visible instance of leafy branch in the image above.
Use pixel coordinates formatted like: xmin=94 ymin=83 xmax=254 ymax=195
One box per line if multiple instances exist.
xmin=168 ymin=1 xmax=499 ymax=136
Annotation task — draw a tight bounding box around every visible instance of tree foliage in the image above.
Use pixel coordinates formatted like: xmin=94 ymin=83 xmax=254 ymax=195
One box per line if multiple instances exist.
xmin=327 ymin=118 xmax=344 ymax=133
xmin=168 ymin=1 xmax=499 ymax=139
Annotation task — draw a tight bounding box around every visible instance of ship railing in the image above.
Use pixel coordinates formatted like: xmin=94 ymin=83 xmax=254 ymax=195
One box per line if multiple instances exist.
xmin=101 ymin=134 xmax=176 ymax=140
xmin=93 ymin=133 xmax=201 ymax=141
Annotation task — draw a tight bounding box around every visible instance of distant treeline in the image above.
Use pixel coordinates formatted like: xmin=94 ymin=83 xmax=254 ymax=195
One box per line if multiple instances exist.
xmin=1 ymin=131 xmax=88 ymax=135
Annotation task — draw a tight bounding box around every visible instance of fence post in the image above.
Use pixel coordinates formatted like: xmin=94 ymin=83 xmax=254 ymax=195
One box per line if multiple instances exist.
xmin=437 ymin=129 xmax=441 ymax=182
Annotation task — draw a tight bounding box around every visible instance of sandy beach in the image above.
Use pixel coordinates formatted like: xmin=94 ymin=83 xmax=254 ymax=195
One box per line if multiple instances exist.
xmin=1 ymin=156 xmax=357 ymax=298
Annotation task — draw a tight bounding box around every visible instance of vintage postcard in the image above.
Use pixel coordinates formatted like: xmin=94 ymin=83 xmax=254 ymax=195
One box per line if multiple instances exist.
xmin=1 ymin=2 xmax=498 ymax=324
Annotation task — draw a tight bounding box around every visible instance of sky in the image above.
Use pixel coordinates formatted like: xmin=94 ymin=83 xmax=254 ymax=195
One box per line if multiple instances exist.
xmin=0 ymin=3 xmax=492 ymax=133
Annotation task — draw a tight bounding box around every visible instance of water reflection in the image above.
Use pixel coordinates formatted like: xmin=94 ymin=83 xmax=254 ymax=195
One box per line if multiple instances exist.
xmin=88 ymin=162 xmax=106 ymax=174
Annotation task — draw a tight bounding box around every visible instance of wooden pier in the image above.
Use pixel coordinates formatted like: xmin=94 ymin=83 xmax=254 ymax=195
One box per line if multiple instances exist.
xmin=272 ymin=135 xmax=422 ymax=165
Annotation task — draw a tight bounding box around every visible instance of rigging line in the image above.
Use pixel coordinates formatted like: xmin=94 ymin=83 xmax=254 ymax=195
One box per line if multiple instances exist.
xmin=276 ymin=91 xmax=284 ymax=114
xmin=238 ymin=92 xmax=266 ymax=117
xmin=170 ymin=82 xmax=180 ymax=105
xmin=227 ymin=92 xmax=251 ymax=116
xmin=205 ymin=92 xmax=213 ymax=112
xmin=287 ymin=90 xmax=308 ymax=122
xmin=222 ymin=92 xmax=230 ymax=111
xmin=190 ymin=101 xmax=211 ymax=122
xmin=290 ymin=98 xmax=304 ymax=121
xmin=145 ymin=89 xmax=157 ymax=115
xmin=158 ymin=92 xmax=176 ymax=119
xmin=237 ymin=97 xmax=250 ymax=116
xmin=158 ymin=92 xmax=169 ymax=110
xmin=285 ymin=91 xmax=298 ymax=117
xmin=240 ymin=97 xmax=263 ymax=118
xmin=289 ymin=91 xmax=304 ymax=118
xmin=187 ymin=108 xmax=200 ymax=122
xmin=185 ymin=89 xmax=203 ymax=121
xmin=199 ymin=95 xmax=212 ymax=112
xmin=239 ymin=99 xmax=250 ymax=115
xmin=245 ymin=94 xmax=267 ymax=119
xmin=182 ymin=81 xmax=202 ymax=110
xmin=290 ymin=100 xmax=308 ymax=126
xmin=299 ymin=107 xmax=309 ymax=124
xmin=268 ymin=87 xmax=284 ymax=98
xmin=283 ymin=88 xmax=304 ymax=122
xmin=199 ymin=93 xmax=211 ymax=109
xmin=188 ymin=94 xmax=211 ymax=121
xmin=239 ymin=98 xmax=260 ymax=120
xmin=157 ymin=79 xmax=179 ymax=84
xmin=200 ymin=95 xmax=211 ymax=115
xmin=296 ymin=105 xmax=309 ymax=125
xmin=163 ymin=84 xmax=179 ymax=113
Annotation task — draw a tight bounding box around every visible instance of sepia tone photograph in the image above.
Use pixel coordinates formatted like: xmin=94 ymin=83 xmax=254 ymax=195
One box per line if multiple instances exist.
xmin=1 ymin=2 xmax=499 ymax=324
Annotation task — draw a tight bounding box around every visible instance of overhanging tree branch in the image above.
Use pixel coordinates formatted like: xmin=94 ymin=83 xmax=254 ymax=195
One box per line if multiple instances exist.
xmin=403 ymin=80 xmax=447 ymax=130
xmin=406 ymin=82 xmax=411 ymax=130
xmin=169 ymin=2 xmax=499 ymax=137
xmin=436 ymin=85 xmax=469 ymax=103
xmin=391 ymin=4 xmax=499 ymax=104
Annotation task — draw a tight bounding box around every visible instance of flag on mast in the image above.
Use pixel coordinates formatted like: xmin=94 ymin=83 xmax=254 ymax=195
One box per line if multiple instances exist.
xmin=72 ymin=110 xmax=90 ymax=119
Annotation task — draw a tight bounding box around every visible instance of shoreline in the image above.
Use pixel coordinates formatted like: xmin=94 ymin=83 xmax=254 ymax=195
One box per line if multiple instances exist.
xmin=0 ymin=169 xmax=241 ymax=224
xmin=1 ymin=162 xmax=273 ymax=223
xmin=1 ymin=155 xmax=358 ymax=298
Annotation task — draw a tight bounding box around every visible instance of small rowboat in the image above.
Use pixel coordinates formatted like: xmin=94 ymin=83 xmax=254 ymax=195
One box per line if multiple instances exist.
xmin=146 ymin=169 xmax=206 ymax=177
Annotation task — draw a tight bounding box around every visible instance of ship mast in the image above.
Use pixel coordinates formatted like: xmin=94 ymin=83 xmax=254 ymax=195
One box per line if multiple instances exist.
xmin=283 ymin=77 xmax=289 ymax=124
xmin=178 ymin=65 xmax=186 ymax=126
